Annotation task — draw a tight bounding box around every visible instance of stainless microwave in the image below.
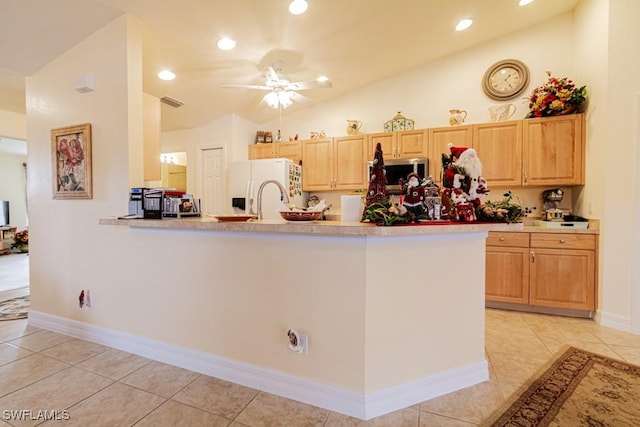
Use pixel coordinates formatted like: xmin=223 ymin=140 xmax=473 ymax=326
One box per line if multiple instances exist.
xmin=367 ymin=158 xmax=429 ymax=194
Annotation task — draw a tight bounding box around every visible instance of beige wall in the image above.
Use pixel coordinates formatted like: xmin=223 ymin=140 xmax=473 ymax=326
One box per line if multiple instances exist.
xmin=0 ymin=110 xmax=26 ymax=140
xmin=26 ymin=15 xmax=142 ymax=318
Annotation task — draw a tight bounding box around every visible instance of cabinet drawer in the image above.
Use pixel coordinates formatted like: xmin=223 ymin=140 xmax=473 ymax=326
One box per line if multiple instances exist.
xmin=530 ymin=233 xmax=595 ymax=250
xmin=487 ymin=232 xmax=529 ymax=248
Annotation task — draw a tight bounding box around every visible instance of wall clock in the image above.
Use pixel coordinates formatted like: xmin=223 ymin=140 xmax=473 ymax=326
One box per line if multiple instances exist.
xmin=482 ymin=59 xmax=530 ymax=101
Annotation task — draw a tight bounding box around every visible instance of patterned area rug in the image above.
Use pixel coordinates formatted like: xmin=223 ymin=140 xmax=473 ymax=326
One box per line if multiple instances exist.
xmin=483 ymin=346 xmax=640 ymax=426
xmin=0 ymin=295 xmax=29 ymax=321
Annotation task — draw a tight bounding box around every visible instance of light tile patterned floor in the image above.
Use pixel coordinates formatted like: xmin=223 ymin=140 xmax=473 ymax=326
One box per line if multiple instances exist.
xmin=1 ymin=309 xmax=639 ymax=426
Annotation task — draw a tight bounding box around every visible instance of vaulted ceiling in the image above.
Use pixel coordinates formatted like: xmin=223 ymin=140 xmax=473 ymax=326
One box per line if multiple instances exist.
xmin=0 ymin=0 xmax=580 ymax=132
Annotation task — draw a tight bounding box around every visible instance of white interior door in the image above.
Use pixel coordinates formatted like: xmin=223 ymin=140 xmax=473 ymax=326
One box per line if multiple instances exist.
xmin=201 ymin=147 xmax=224 ymax=215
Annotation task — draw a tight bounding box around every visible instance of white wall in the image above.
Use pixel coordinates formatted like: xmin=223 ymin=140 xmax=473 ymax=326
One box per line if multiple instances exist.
xmin=0 ymin=153 xmax=28 ymax=230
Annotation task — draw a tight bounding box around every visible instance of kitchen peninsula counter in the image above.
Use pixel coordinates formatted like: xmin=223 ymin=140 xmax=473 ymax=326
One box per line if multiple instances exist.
xmin=99 ymin=216 xmax=523 ymax=235
xmin=94 ymin=216 xmax=520 ymax=420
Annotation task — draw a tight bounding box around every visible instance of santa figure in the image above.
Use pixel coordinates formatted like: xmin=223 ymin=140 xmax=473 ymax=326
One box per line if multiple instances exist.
xmin=401 ymin=172 xmax=426 ymax=219
xmin=443 ymin=143 xmax=488 ymax=203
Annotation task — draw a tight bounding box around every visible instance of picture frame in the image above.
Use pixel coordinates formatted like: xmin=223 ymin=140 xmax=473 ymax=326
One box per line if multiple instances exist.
xmin=51 ymin=123 xmax=92 ymax=199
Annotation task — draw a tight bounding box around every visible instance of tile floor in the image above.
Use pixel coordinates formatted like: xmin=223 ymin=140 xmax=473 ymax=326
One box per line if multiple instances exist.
xmin=2 ymin=309 xmax=640 ymax=426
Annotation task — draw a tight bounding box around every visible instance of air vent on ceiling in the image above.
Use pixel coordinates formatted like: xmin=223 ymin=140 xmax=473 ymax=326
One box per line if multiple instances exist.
xmin=160 ymin=96 xmax=184 ymax=108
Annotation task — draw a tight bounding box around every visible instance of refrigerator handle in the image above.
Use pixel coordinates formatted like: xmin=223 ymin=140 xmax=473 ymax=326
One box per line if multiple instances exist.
xmin=247 ymin=181 xmax=254 ymax=214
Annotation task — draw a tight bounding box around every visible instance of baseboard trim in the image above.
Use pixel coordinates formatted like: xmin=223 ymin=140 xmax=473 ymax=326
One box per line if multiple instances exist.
xmin=28 ymin=310 xmax=488 ymax=420
xmin=0 ymin=286 xmax=29 ymax=302
xmin=597 ymin=310 xmax=634 ymax=333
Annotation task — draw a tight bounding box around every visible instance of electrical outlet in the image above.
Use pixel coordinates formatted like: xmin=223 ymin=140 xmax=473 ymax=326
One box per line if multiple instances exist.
xmin=298 ymin=333 xmax=308 ymax=355
xmin=287 ymin=329 xmax=308 ymax=355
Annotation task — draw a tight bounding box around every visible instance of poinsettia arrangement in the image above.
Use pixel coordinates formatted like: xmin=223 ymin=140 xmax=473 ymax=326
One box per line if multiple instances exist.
xmin=526 ymin=71 xmax=587 ymax=118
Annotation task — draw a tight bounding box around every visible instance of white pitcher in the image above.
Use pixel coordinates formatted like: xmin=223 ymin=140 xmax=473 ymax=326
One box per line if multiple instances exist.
xmin=488 ymin=104 xmax=516 ymax=122
xmin=347 ymin=119 xmax=362 ymax=135
xmin=448 ymin=109 xmax=467 ymax=126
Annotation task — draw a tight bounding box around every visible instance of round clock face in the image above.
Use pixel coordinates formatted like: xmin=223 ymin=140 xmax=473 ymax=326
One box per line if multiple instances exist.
xmin=482 ymin=59 xmax=530 ymax=101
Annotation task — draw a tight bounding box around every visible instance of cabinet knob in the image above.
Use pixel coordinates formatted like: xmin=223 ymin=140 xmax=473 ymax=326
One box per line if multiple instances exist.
xmin=499 ymin=237 xmax=505 ymax=241
xmin=531 ymin=250 xmax=536 ymax=263
xmin=560 ymin=239 xmax=566 ymax=243
xmin=524 ymin=172 xmax=528 ymax=183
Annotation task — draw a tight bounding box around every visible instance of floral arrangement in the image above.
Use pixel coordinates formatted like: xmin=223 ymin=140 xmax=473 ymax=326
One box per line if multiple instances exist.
xmin=526 ymin=71 xmax=587 ymax=118
xmin=476 ymin=192 xmax=525 ymax=223
xmin=12 ymin=230 xmax=28 ymax=250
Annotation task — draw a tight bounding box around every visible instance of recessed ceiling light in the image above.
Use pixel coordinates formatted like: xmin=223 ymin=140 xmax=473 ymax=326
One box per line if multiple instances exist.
xmin=317 ymin=75 xmax=329 ymax=82
xmin=289 ymin=0 xmax=308 ymax=15
xmin=455 ymin=19 xmax=473 ymax=31
xmin=519 ymin=0 xmax=535 ymax=5
xmin=217 ymin=37 xmax=236 ymax=51
xmin=158 ymin=70 xmax=176 ymax=81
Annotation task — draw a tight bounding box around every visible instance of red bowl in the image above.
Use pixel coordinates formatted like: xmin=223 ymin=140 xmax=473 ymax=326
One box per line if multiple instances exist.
xmin=279 ymin=210 xmax=322 ymax=221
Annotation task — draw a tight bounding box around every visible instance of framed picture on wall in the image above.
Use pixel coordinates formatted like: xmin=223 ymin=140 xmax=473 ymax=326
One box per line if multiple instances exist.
xmin=51 ymin=123 xmax=92 ymax=199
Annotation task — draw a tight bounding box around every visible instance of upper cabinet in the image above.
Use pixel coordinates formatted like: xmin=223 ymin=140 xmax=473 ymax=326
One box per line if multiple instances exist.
xmin=302 ymin=136 xmax=367 ymax=191
xmin=248 ymin=141 xmax=302 ymax=164
xmin=428 ymin=125 xmax=473 ymax=184
xmin=522 ymin=114 xmax=585 ymax=186
xmin=472 ymin=121 xmax=523 ymax=187
xmin=367 ymin=130 xmax=428 ymax=160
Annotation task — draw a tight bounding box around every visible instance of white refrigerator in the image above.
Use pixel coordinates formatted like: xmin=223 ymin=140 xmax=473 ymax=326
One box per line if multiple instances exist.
xmin=229 ymin=158 xmax=307 ymax=220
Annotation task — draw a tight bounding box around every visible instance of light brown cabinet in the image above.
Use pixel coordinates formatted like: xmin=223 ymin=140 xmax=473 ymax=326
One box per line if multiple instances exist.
xmin=522 ymin=114 xmax=585 ymax=186
xmin=301 ymin=136 xmax=367 ymax=191
xmin=486 ymin=231 xmax=597 ymax=315
xmin=367 ymin=130 xmax=427 ymax=160
xmin=428 ymin=125 xmax=473 ymax=184
xmin=472 ymin=121 xmax=522 ymax=187
xmin=248 ymin=141 xmax=302 ymax=164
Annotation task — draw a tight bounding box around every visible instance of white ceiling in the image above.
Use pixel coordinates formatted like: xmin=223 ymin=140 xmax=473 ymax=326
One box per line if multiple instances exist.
xmin=0 ymin=0 xmax=580 ymax=132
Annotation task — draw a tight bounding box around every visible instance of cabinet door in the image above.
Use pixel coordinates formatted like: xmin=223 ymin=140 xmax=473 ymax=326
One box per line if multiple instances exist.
xmin=368 ymin=132 xmax=395 ymax=160
xmin=334 ymin=135 xmax=367 ymax=191
xmin=249 ymin=144 xmax=276 ymax=160
xmin=486 ymin=246 xmax=530 ymax=304
xmin=522 ymin=114 xmax=585 ymax=186
xmin=428 ymin=125 xmax=473 ymax=184
xmin=396 ymin=130 xmax=427 ymax=159
xmin=529 ymin=248 xmax=595 ymax=311
xmin=301 ymin=139 xmax=334 ymax=191
xmin=276 ymin=141 xmax=302 ymax=164
xmin=473 ymin=121 xmax=522 ymax=187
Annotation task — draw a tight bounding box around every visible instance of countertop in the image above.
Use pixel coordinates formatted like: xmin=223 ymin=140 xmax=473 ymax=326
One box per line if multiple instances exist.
xmin=99 ymin=216 xmax=524 ymax=237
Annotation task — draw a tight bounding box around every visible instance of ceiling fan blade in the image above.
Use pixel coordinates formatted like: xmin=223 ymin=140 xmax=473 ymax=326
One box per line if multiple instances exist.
xmin=221 ymin=84 xmax=272 ymax=90
xmin=289 ymin=91 xmax=314 ymax=104
xmin=286 ymin=80 xmax=333 ymax=91
xmin=261 ymin=64 xmax=281 ymax=82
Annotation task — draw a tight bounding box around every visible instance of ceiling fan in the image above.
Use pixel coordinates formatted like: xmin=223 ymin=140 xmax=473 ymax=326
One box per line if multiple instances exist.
xmin=222 ymin=61 xmax=332 ymax=109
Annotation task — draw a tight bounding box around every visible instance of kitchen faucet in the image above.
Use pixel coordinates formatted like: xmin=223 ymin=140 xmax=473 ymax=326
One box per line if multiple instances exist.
xmin=256 ymin=179 xmax=290 ymax=220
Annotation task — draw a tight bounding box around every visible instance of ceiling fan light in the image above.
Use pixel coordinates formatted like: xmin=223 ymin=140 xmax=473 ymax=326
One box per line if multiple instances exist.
xmin=263 ymin=92 xmax=279 ymax=109
xmin=289 ymin=0 xmax=308 ymax=15
xmin=316 ymin=75 xmax=329 ymax=82
xmin=217 ymin=37 xmax=236 ymax=51
xmin=279 ymin=91 xmax=294 ymax=108
xmin=519 ymin=0 xmax=535 ymax=5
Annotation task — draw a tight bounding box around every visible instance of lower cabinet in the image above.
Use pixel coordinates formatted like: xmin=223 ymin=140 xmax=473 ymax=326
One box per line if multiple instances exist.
xmin=486 ymin=231 xmax=597 ymax=314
